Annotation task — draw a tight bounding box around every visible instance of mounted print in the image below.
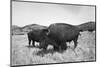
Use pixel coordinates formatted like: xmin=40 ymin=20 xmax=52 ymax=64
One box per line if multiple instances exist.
xmin=11 ymin=0 xmax=96 ymax=67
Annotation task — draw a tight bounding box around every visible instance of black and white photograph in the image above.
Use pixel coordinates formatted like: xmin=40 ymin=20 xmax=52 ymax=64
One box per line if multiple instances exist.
xmin=11 ymin=0 xmax=96 ymax=67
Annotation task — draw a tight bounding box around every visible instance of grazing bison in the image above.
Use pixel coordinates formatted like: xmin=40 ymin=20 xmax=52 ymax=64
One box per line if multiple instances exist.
xmin=39 ymin=21 xmax=95 ymax=51
xmin=27 ymin=28 xmax=48 ymax=47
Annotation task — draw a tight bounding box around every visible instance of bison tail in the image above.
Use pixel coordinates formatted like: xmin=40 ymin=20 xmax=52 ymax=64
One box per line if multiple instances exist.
xmin=77 ymin=21 xmax=96 ymax=32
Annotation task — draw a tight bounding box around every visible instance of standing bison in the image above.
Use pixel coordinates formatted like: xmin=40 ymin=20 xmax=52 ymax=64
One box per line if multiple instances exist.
xmin=27 ymin=28 xmax=48 ymax=47
xmin=39 ymin=21 xmax=95 ymax=51
xmin=47 ymin=23 xmax=80 ymax=51
xmin=39 ymin=23 xmax=80 ymax=51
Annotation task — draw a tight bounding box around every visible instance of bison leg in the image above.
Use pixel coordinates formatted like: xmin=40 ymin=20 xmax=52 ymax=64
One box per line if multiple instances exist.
xmin=60 ymin=42 xmax=67 ymax=51
xmin=27 ymin=34 xmax=31 ymax=47
xmin=32 ymin=41 xmax=35 ymax=47
xmin=53 ymin=46 xmax=59 ymax=51
xmin=43 ymin=46 xmax=47 ymax=50
xmin=73 ymin=36 xmax=78 ymax=49
xmin=28 ymin=38 xmax=31 ymax=47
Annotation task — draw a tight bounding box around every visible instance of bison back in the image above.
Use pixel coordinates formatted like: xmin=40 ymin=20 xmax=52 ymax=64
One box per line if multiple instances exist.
xmin=48 ymin=23 xmax=79 ymax=42
xmin=27 ymin=29 xmax=47 ymax=41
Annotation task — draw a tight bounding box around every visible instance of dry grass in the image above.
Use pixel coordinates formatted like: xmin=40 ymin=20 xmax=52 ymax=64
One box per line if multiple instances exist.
xmin=11 ymin=31 xmax=95 ymax=66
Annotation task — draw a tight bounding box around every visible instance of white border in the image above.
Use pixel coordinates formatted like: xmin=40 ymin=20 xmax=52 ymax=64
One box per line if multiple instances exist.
xmin=0 ymin=0 xmax=100 ymax=67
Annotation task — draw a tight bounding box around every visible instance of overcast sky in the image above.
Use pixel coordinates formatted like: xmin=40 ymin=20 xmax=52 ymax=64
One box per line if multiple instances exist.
xmin=12 ymin=1 xmax=95 ymax=27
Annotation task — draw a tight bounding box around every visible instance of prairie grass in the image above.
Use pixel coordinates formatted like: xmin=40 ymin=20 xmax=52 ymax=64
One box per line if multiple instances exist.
xmin=11 ymin=31 xmax=95 ymax=66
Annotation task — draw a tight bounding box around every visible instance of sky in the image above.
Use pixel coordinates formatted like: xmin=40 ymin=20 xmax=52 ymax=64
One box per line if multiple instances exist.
xmin=12 ymin=1 xmax=95 ymax=27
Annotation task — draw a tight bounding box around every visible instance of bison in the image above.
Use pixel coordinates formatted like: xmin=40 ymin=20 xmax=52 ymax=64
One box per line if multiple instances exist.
xmin=39 ymin=21 xmax=95 ymax=51
xmin=47 ymin=23 xmax=80 ymax=50
xmin=39 ymin=23 xmax=80 ymax=51
xmin=27 ymin=28 xmax=48 ymax=47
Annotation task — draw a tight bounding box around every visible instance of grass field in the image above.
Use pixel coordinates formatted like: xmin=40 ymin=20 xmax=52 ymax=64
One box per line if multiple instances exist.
xmin=11 ymin=31 xmax=96 ymax=66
